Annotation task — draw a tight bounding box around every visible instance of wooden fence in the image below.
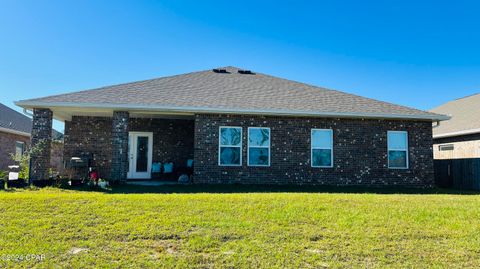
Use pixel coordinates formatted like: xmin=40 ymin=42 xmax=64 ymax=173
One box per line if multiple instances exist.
xmin=434 ymin=159 xmax=480 ymax=190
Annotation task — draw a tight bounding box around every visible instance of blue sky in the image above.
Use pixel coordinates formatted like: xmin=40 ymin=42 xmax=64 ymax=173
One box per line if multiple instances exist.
xmin=1 ymin=1 xmax=480 ymax=132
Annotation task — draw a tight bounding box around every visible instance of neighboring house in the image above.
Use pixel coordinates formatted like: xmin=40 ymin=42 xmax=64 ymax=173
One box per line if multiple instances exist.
xmin=16 ymin=66 xmax=448 ymax=186
xmin=430 ymin=93 xmax=480 ymax=159
xmin=0 ymin=103 xmax=64 ymax=173
xmin=0 ymin=103 xmax=32 ymax=171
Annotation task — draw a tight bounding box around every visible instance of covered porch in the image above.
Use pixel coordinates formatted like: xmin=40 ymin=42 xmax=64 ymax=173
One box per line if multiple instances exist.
xmin=27 ymin=108 xmax=195 ymax=183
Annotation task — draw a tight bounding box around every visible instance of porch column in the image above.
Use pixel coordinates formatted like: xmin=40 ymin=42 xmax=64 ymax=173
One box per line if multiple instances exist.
xmin=29 ymin=108 xmax=53 ymax=182
xmin=111 ymin=111 xmax=129 ymax=183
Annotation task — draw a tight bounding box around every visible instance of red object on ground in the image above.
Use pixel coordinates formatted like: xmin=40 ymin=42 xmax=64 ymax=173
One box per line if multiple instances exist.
xmin=89 ymin=171 xmax=99 ymax=181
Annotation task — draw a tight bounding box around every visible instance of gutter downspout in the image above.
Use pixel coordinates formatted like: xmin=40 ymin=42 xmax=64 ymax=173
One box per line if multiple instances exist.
xmin=23 ymin=108 xmax=33 ymax=117
xmin=23 ymin=108 xmax=33 ymax=185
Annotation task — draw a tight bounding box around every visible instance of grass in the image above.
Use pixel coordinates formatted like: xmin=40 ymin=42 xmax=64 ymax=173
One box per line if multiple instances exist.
xmin=1 ymin=185 xmax=480 ymax=268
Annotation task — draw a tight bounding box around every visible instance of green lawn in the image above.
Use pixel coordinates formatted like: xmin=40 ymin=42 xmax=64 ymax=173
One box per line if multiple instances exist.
xmin=1 ymin=185 xmax=480 ymax=268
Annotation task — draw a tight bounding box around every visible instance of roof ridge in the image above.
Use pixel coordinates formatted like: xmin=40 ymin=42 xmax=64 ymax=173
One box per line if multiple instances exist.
xmin=430 ymin=91 xmax=480 ymax=111
xmin=453 ymin=92 xmax=480 ymax=101
xmin=15 ymin=66 xmax=448 ymax=121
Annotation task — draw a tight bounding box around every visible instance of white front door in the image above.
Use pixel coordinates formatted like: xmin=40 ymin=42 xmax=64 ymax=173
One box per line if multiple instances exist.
xmin=128 ymin=132 xmax=153 ymax=179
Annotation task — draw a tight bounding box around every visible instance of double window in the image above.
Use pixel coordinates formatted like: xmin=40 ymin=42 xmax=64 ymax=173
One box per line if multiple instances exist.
xmin=387 ymin=131 xmax=408 ymax=169
xmin=248 ymin=127 xmax=270 ymax=166
xmin=311 ymin=129 xmax=333 ymax=168
xmin=219 ymin=127 xmax=242 ymax=166
xmin=218 ymin=126 xmax=272 ymax=167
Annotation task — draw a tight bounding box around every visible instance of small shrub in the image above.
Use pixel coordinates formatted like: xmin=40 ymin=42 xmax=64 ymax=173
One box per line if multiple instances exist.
xmin=9 ymin=141 xmax=49 ymax=183
xmin=0 ymin=170 xmax=7 ymax=189
xmin=16 ymin=153 xmax=30 ymax=180
xmin=54 ymin=175 xmax=70 ymax=187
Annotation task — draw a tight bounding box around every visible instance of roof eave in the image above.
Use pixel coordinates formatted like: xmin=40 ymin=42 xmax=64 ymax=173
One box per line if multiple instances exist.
xmin=15 ymin=101 xmax=450 ymax=122
xmin=433 ymin=128 xmax=480 ymax=139
xmin=0 ymin=126 xmax=31 ymax=137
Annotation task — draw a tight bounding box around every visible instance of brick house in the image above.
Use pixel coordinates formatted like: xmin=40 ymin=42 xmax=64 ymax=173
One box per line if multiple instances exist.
xmin=430 ymin=93 xmax=480 ymax=159
xmin=0 ymin=103 xmax=31 ymax=171
xmin=0 ymin=103 xmax=64 ymax=173
xmin=16 ymin=67 xmax=448 ymax=186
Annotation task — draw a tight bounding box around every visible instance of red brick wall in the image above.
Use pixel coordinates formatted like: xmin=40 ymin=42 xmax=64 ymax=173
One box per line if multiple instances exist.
xmin=0 ymin=131 xmax=30 ymax=171
xmin=64 ymin=116 xmax=113 ymax=179
xmin=193 ymin=114 xmax=434 ymax=187
xmin=50 ymin=141 xmax=64 ymax=174
xmin=63 ymin=116 xmax=194 ymax=179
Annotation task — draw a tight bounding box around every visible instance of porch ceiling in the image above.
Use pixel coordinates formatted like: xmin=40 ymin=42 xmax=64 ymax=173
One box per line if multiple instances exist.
xmin=48 ymin=107 xmax=195 ymax=122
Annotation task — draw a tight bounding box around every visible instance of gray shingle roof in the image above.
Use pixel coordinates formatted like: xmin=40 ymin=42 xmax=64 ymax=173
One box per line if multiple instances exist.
xmin=0 ymin=103 xmax=63 ymax=140
xmin=16 ymin=66 xmax=447 ymax=121
xmin=0 ymin=103 xmax=32 ymax=134
xmin=430 ymin=93 xmax=480 ymax=138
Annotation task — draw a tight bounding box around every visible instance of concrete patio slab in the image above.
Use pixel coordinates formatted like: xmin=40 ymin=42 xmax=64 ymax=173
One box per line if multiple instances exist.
xmin=126 ymin=181 xmax=179 ymax=186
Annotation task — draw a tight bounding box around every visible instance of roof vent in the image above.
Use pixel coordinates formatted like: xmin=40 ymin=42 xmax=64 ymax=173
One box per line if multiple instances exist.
xmin=238 ymin=69 xmax=254 ymax=75
xmin=212 ymin=68 xmax=228 ymax=73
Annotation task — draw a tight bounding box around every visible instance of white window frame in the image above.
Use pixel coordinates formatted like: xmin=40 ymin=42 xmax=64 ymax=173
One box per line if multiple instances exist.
xmin=247 ymin=127 xmax=271 ymax=167
xmin=218 ymin=126 xmax=242 ymax=166
xmin=387 ymin=131 xmax=409 ymax=169
xmin=311 ymin=129 xmax=333 ymax=168
xmin=15 ymin=141 xmax=25 ymax=161
xmin=438 ymin=144 xmax=454 ymax=151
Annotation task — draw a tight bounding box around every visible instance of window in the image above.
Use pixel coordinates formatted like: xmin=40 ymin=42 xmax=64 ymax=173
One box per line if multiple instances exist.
xmin=387 ymin=131 xmax=408 ymax=169
xmin=248 ymin=127 xmax=270 ymax=166
xmin=219 ymin=127 xmax=242 ymax=166
xmin=439 ymin=144 xmax=454 ymax=151
xmin=311 ymin=129 xmax=333 ymax=168
xmin=15 ymin=141 xmax=25 ymax=161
